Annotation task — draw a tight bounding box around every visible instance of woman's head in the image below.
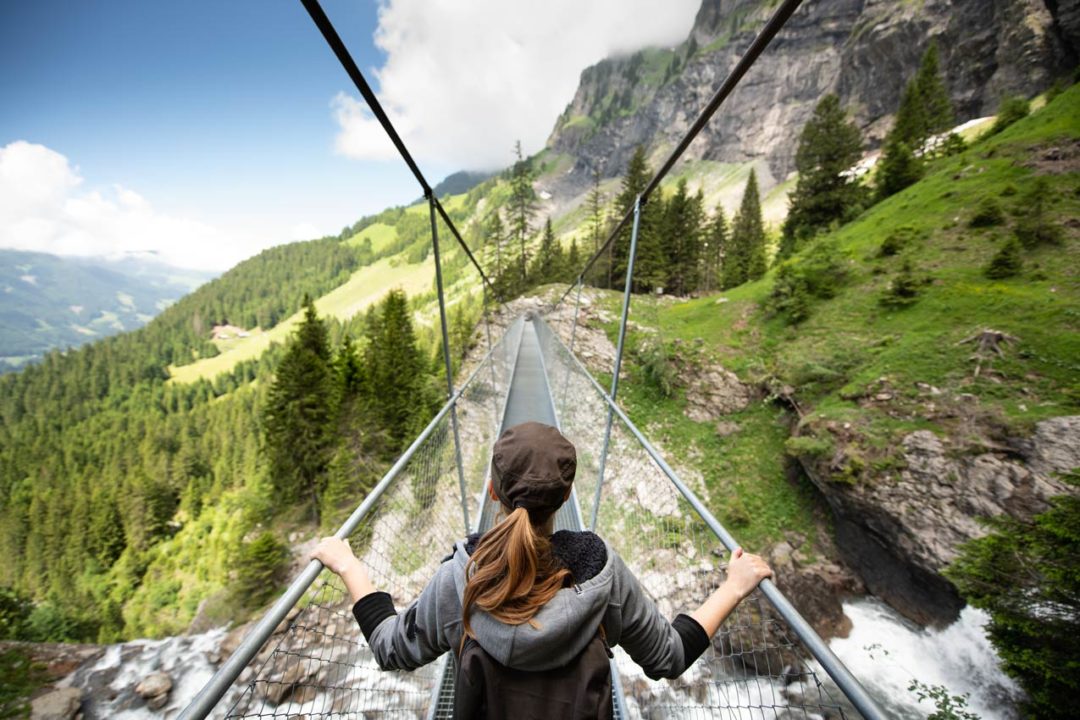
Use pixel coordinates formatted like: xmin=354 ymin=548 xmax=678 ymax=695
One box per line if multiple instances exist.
xmin=463 ymin=422 xmax=577 ymax=637
xmin=489 ymin=421 xmax=577 ymax=518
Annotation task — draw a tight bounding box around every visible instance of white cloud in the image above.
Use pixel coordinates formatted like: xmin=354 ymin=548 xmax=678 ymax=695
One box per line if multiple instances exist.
xmin=0 ymin=141 xmax=254 ymax=271
xmin=290 ymin=221 xmax=325 ymax=241
xmin=333 ymin=0 xmax=700 ymax=169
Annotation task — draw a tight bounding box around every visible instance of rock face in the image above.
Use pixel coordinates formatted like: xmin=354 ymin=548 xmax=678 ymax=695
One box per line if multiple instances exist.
xmin=798 ymin=416 xmax=1080 ymax=626
xmin=679 ymin=362 xmax=755 ymax=420
xmin=548 ymin=0 xmax=1079 ymax=183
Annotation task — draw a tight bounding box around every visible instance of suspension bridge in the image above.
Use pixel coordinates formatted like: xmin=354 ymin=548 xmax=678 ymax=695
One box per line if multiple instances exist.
xmin=180 ymin=0 xmax=888 ymax=717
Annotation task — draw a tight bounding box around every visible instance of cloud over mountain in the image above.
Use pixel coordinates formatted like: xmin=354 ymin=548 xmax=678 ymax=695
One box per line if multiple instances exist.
xmin=332 ymin=0 xmax=699 ymax=169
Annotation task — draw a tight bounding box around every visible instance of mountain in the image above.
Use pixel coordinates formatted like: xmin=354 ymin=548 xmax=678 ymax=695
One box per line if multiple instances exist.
xmin=0 ymin=250 xmax=212 ymax=372
xmin=546 ymin=0 xmax=1078 ymax=191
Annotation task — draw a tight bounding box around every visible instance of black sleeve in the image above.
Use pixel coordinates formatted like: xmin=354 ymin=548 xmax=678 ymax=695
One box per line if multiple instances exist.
xmin=672 ymin=613 xmax=710 ymax=667
xmin=352 ymin=591 xmax=397 ymax=642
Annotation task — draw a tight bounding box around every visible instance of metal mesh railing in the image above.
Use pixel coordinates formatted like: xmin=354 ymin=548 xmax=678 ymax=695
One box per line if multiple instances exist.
xmin=535 ymin=315 xmax=856 ymax=719
xmin=193 ymin=321 xmax=521 ymax=720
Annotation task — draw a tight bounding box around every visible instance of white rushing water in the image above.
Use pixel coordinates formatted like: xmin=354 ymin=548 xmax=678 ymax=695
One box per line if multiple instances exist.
xmin=828 ymin=598 xmax=1023 ymax=719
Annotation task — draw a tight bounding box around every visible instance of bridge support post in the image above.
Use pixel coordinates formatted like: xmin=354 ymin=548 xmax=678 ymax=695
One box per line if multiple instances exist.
xmin=590 ymin=195 xmax=641 ymax=530
xmin=429 ymin=196 xmax=470 ymax=532
xmin=561 ymin=278 xmax=584 ymax=414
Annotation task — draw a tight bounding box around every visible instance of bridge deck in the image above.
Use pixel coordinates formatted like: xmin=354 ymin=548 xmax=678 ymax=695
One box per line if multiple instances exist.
xmin=429 ymin=318 xmax=622 ymax=718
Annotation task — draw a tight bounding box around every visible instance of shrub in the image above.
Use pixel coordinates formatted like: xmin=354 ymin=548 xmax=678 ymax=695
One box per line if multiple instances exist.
xmin=881 ymin=259 xmax=922 ymax=308
xmin=1015 ymin=177 xmax=1063 ymax=247
xmin=233 ymin=531 xmax=291 ymax=611
xmin=634 ymin=337 xmax=677 ymax=399
xmin=0 ymin=648 xmax=48 ymax=720
xmin=878 ymin=225 xmax=923 ymax=257
xmin=937 ymin=132 xmax=967 ymax=157
xmin=969 ymin=197 xmax=1006 ymax=228
xmin=0 ymin=589 xmax=32 ymax=641
xmin=769 ymin=239 xmax=849 ymax=324
xmin=987 ymin=96 xmax=1030 ymax=136
xmin=985 ymin=237 xmax=1023 ymax=279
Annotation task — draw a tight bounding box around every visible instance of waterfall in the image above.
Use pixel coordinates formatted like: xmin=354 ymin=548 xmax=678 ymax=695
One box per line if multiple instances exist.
xmin=828 ymin=598 xmax=1023 ymax=719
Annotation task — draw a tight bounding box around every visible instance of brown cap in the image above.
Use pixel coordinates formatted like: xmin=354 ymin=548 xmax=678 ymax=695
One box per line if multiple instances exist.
xmin=491 ymin=422 xmax=576 ymax=512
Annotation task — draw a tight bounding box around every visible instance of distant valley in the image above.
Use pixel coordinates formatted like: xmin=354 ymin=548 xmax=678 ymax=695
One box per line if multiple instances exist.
xmin=0 ymin=250 xmax=213 ymax=372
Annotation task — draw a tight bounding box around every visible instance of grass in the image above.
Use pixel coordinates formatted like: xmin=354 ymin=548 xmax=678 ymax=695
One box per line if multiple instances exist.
xmin=617 ymin=373 xmax=823 ymax=550
xmin=169 ymin=255 xmax=434 ymax=383
xmin=346 ymin=222 xmax=397 ymax=254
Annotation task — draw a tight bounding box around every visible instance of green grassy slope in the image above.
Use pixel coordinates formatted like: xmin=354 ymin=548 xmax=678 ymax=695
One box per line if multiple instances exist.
xmin=622 ymin=84 xmax=1078 ymax=495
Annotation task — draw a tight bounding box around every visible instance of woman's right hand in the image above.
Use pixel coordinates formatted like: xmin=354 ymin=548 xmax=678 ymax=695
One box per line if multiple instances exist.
xmin=723 ymin=548 xmax=773 ymax=599
xmin=310 ymin=537 xmax=358 ymax=576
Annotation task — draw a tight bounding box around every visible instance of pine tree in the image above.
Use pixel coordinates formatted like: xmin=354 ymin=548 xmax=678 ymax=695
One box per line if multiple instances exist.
xmin=508 ymin=141 xmax=538 ymax=285
xmin=611 ymin=147 xmax=650 ymax=289
xmin=635 ymin=189 xmax=669 ymax=293
xmin=566 ymin=237 xmax=582 ymax=282
xmin=530 ymin=218 xmax=562 ymax=285
xmin=702 ymin=203 xmax=729 ymax=293
xmin=586 ymin=169 xmax=609 ymax=288
xmin=947 ymin=483 xmax=1080 ymax=717
xmin=891 ymin=43 xmax=953 ymax=152
xmin=662 ymin=178 xmax=703 ymax=296
xmin=611 ymin=146 xmax=666 ymax=292
xmin=335 ymin=334 xmax=363 ymax=402
xmin=366 ymin=290 xmax=424 ymax=452
xmin=875 ymin=136 xmax=924 ymax=200
xmin=917 ymin=42 xmax=953 ymax=136
xmin=264 ymin=296 xmax=336 ymax=519
xmin=724 ymin=169 xmax=768 ymax=287
xmin=985 ymin=237 xmax=1023 ymax=279
xmin=780 ymin=94 xmax=865 ymax=259
xmin=232 ymin=531 xmax=290 ymax=610
xmin=892 ymin=79 xmax=928 ymax=148
xmin=485 ymin=212 xmax=506 ymax=279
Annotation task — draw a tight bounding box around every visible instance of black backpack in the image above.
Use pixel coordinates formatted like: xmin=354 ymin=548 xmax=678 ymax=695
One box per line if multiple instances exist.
xmin=452 ymin=629 xmax=614 ymax=720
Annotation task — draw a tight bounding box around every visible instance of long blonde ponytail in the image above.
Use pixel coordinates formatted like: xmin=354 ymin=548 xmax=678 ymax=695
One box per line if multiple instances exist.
xmin=462 ymin=507 xmax=570 ymax=637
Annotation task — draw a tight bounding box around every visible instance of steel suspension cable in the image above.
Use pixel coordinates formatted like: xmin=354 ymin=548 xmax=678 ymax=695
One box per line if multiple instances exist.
xmin=558 ymin=0 xmax=806 ymax=306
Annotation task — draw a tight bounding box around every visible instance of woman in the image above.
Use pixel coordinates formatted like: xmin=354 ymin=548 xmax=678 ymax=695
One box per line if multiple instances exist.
xmin=312 ymin=421 xmax=772 ymax=715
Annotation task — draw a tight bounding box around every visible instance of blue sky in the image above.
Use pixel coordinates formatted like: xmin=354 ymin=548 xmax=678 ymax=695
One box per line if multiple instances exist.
xmin=0 ymin=0 xmax=698 ymax=271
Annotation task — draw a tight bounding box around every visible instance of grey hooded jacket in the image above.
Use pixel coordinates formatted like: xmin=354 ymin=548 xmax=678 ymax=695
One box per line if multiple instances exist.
xmin=352 ymin=531 xmax=708 ymax=680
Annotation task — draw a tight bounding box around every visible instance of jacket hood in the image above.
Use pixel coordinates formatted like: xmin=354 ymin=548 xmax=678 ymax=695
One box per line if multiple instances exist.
xmin=449 ymin=537 xmax=614 ymax=671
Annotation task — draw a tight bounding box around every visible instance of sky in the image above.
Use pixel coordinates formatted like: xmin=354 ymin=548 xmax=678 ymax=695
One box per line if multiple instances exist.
xmin=0 ymin=0 xmax=698 ymax=272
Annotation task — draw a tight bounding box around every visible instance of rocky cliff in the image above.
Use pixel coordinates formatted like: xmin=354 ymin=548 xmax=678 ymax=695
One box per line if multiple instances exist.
xmin=796 ymin=415 xmax=1080 ymax=626
xmin=548 ymin=0 xmax=1079 ymax=183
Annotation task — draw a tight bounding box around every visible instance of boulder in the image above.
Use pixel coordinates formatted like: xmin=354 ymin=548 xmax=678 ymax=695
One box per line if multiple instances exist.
xmin=30 ymin=687 xmax=83 ymax=720
xmin=134 ymin=671 xmax=172 ymax=699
